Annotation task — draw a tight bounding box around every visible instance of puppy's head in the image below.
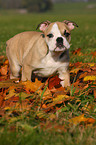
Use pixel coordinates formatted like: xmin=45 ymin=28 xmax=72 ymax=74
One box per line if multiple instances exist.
xmin=37 ymin=20 xmax=78 ymax=52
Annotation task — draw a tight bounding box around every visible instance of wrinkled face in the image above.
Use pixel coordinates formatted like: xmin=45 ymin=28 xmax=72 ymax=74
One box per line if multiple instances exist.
xmin=44 ymin=22 xmax=71 ymax=52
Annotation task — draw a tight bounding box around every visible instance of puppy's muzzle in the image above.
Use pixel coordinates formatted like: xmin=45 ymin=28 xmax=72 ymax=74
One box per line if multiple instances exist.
xmin=56 ymin=37 xmax=64 ymax=48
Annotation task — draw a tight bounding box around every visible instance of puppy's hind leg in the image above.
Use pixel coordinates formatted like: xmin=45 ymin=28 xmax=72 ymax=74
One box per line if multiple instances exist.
xmin=9 ymin=59 xmax=21 ymax=79
xmin=6 ymin=45 xmax=21 ymax=80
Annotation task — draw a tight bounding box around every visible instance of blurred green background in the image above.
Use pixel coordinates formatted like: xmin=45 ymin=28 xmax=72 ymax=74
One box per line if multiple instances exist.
xmin=0 ymin=0 xmax=96 ymax=63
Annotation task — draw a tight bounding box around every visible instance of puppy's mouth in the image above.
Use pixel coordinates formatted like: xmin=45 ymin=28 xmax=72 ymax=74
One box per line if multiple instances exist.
xmin=54 ymin=44 xmax=66 ymax=52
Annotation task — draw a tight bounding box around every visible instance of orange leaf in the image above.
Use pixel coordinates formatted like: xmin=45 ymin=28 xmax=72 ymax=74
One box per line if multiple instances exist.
xmin=91 ymin=51 xmax=96 ymax=57
xmin=79 ymin=72 xmax=87 ymax=79
xmin=72 ymin=48 xmax=81 ymax=55
xmin=4 ymin=60 xmax=9 ymax=65
xmin=22 ymin=78 xmax=44 ymax=93
xmin=0 ymin=65 xmax=8 ymax=76
xmin=42 ymin=104 xmax=47 ymax=109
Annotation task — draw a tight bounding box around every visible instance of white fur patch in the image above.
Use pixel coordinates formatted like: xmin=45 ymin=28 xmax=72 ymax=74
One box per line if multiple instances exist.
xmin=34 ymin=51 xmax=69 ymax=77
xmin=46 ymin=23 xmax=70 ymax=51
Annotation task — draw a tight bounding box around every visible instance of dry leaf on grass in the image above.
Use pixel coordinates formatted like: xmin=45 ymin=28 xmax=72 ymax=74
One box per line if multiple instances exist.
xmin=69 ymin=114 xmax=96 ymax=126
xmin=84 ymin=76 xmax=96 ymax=81
xmin=0 ymin=65 xmax=8 ymax=76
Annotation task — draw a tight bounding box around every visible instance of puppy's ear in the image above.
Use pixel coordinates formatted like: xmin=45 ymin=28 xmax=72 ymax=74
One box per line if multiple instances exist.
xmin=36 ymin=20 xmax=51 ymax=32
xmin=63 ymin=20 xmax=78 ymax=31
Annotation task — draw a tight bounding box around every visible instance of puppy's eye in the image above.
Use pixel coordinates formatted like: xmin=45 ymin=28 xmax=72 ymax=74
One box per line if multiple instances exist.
xmin=47 ymin=33 xmax=54 ymax=38
xmin=64 ymin=30 xmax=70 ymax=37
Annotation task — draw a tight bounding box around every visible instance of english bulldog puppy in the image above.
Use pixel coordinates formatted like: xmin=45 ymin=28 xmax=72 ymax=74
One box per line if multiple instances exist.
xmin=6 ymin=20 xmax=78 ymax=87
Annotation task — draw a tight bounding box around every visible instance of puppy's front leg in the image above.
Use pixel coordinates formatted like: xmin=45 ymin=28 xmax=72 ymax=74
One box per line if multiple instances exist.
xmin=58 ymin=70 xmax=70 ymax=87
xmin=22 ymin=65 xmax=33 ymax=81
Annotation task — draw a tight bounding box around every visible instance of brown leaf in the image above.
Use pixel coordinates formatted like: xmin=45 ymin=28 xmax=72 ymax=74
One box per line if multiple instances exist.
xmin=0 ymin=92 xmax=4 ymax=107
xmin=94 ymin=90 xmax=96 ymax=99
xmin=48 ymin=75 xmax=61 ymax=89
xmin=0 ymin=55 xmax=4 ymax=60
xmin=0 ymin=80 xmax=23 ymax=88
xmin=0 ymin=65 xmax=8 ymax=76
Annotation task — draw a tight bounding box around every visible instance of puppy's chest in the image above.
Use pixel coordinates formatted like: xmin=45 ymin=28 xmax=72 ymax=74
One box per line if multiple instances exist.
xmin=34 ymin=52 xmax=69 ymax=77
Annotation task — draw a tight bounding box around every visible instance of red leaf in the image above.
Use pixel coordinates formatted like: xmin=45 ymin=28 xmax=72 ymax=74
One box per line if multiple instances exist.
xmin=48 ymin=75 xmax=61 ymax=89
xmin=72 ymin=48 xmax=81 ymax=55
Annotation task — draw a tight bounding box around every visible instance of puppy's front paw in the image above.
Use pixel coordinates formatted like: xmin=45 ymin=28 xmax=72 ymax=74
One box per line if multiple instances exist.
xmin=60 ymin=80 xmax=70 ymax=88
xmin=59 ymin=71 xmax=70 ymax=88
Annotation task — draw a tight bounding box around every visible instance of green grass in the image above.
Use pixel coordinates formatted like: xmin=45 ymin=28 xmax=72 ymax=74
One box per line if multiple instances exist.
xmin=0 ymin=2 xmax=96 ymax=145
xmin=0 ymin=127 xmax=96 ymax=145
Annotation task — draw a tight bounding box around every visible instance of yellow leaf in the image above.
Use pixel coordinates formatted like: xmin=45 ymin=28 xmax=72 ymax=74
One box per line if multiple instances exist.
xmin=84 ymin=76 xmax=96 ymax=81
xmin=4 ymin=107 xmax=11 ymax=110
xmin=36 ymin=111 xmax=47 ymax=119
xmin=70 ymin=68 xmax=80 ymax=74
xmin=69 ymin=114 xmax=96 ymax=126
xmin=88 ymin=63 xmax=95 ymax=67
xmin=5 ymin=89 xmax=16 ymax=100
xmin=69 ymin=114 xmax=87 ymax=125
xmin=53 ymin=95 xmax=69 ymax=103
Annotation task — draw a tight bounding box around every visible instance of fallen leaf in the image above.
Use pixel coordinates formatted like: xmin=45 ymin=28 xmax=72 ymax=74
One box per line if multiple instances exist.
xmin=53 ymin=95 xmax=70 ymax=103
xmin=0 ymin=55 xmax=4 ymax=60
xmin=79 ymin=72 xmax=87 ymax=79
xmin=84 ymin=76 xmax=96 ymax=81
xmin=4 ymin=59 xmax=9 ymax=65
xmin=70 ymin=68 xmax=81 ymax=74
xmin=94 ymin=90 xmax=96 ymax=99
xmin=0 ymin=65 xmax=8 ymax=76
xmin=72 ymin=48 xmax=82 ymax=55
xmin=48 ymin=75 xmax=61 ymax=89
xmin=22 ymin=78 xmax=44 ymax=93
xmin=88 ymin=63 xmax=95 ymax=67
xmin=69 ymin=114 xmax=96 ymax=126
xmin=73 ymin=62 xmax=82 ymax=67
xmin=0 ymin=80 xmax=23 ymax=88
xmin=91 ymin=51 xmax=96 ymax=57
xmin=36 ymin=111 xmax=48 ymax=119
xmin=5 ymin=88 xmax=16 ymax=100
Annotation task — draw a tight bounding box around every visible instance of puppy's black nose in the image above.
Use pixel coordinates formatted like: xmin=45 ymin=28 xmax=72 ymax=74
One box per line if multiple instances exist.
xmin=56 ymin=37 xmax=63 ymax=43
xmin=56 ymin=37 xmax=63 ymax=48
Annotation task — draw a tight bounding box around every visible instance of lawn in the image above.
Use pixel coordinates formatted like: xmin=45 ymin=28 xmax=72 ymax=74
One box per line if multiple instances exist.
xmin=0 ymin=2 xmax=96 ymax=145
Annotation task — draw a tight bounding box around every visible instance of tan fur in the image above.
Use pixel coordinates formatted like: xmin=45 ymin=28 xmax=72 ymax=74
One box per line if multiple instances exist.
xmin=6 ymin=21 xmax=77 ymax=87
